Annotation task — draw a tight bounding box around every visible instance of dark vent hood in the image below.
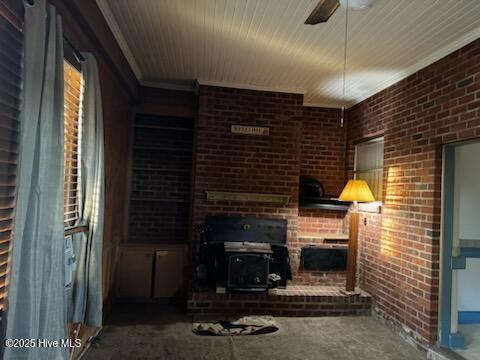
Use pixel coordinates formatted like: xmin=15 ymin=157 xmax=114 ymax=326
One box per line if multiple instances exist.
xmin=299 ymin=176 xmax=350 ymax=211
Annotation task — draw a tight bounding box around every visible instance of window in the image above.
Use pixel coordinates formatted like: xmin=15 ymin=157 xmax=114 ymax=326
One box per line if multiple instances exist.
xmin=63 ymin=61 xmax=83 ymax=228
xmin=0 ymin=1 xmax=23 ymax=310
xmin=354 ymin=137 xmax=384 ymax=201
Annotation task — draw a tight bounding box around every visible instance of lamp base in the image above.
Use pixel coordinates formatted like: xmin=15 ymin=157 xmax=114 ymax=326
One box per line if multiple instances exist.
xmin=345 ymin=212 xmax=359 ymax=292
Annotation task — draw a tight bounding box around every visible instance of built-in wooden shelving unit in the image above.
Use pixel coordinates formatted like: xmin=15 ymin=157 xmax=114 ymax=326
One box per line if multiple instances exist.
xmin=128 ymin=114 xmax=194 ymax=243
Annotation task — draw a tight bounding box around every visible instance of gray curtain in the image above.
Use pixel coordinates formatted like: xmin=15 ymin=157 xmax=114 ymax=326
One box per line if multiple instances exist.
xmin=68 ymin=53 xmax=105 ymax=327
xmin=1 ymin=1 xmax=68 ymax=359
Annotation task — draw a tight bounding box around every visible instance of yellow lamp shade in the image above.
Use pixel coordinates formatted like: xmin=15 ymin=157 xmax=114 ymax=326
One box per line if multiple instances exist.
xmin=338 ymin=179 xmax=375 ymax=202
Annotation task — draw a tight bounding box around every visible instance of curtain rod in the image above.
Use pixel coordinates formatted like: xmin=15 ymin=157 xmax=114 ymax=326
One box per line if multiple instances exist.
xmin=63 ymin=36 xmax=86 ymax=63
xmin=23 ymin=1 xmax=85 ymax=63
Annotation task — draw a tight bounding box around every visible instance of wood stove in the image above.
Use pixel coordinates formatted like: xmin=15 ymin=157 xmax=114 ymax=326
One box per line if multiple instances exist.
xmin=198 ymin=216 xmax=291 ymax=292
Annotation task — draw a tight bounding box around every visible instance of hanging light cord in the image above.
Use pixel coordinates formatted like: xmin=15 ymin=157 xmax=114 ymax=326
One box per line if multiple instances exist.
xmin=341 ymin=0 xmax=349 ymax=127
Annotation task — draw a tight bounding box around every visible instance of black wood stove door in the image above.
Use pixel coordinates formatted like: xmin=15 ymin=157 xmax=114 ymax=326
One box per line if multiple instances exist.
xmin=227 ymin=253 xmax=270 ymax=290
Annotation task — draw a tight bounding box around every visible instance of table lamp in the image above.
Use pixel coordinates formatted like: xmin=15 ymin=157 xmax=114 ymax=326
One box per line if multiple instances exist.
xmin=338 ymin=179 xmax=375 ymax=292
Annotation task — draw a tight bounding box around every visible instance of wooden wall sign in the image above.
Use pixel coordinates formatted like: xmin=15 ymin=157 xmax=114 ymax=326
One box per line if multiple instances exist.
xmin=231 ymin=124 xmax=269 ymax=136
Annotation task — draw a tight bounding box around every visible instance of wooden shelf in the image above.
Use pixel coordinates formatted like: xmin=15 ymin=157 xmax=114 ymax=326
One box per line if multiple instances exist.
xmin=299 ymin=203 xmax=350 ymax=211
xmin=302 ymin=243 xmax=348 ymax=249
xmin=130 ymin=198 xmax=189 ymax=203
xmin=299 ymin=197 xmax=350 ymax=211
xmin=132 ymin=167 xmax=190 ymax=172
xmin=206 ymin=191 xmax=290 ymax=205
xmin=135 ymin=124 xmax=193 ymax=132
xmin=120 ymin=242 xmax=188 ymax=249
xmin=129 ymin=114 xmax=194 ymax=249
xmin=135 ymin=146 xmax=191 ymax=152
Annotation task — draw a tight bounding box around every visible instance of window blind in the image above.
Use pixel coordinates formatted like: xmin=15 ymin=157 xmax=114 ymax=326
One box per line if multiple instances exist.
xmin=63 ymin=61 xmax=83 ymax=228
xmin=354 ymin=137 xmax=384 ymax=201
xmin=0 ymin=1 xmax=23 ymax=310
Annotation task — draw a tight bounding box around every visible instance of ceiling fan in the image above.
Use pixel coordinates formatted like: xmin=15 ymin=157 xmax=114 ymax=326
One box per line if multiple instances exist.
xmin=305 ymin=0 xmax=374 ymax=25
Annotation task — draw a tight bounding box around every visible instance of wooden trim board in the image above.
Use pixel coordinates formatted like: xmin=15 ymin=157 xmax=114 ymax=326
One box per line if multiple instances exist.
xmin=205 ymin=191 xmax=290 ymax=205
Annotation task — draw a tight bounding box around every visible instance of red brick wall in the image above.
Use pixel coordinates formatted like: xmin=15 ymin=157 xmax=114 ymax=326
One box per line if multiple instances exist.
xmin=298 ymin=107 xmax=347 ymax=284
xmin=301 ymin=106 xmax=345 ymax=196
xmin=296 ymin=209 xmax=347 ymax=285
xmin=192 ymin=85 xmax=347 ymax=284
xmin=298 ymin=209 xmax=346 ymax=235
xmin=192 ymin=85 xmax=302 ymax=273
xmin=298 ymin=107 xmax=346 ymax=241
xmin=347 ymin=39 xmax=480 ymax=346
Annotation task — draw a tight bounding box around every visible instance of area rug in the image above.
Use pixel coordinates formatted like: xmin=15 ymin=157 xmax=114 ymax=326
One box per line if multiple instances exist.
xmin=193 ymin=315 xmax=279 ymax=336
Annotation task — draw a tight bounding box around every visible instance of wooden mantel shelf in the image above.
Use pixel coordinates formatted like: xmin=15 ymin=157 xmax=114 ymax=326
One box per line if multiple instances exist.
xmin=206 ymin=191 xmax=290 ymax=205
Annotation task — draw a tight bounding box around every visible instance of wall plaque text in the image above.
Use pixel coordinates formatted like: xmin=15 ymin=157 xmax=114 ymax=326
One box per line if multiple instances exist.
xmin=231 ymin=124 xmax=269 ymax=136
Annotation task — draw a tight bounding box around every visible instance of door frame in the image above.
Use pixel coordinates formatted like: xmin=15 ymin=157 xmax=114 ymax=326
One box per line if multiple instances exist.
xmin=439 ymin=139 xmax=480 ymax=349
xmin=439 ymin=144 xmax=465 ymax=348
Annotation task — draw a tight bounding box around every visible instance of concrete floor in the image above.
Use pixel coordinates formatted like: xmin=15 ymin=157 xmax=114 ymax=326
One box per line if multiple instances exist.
xmin=85 ymin=303 xmax=426 ymax=360
xmin=455 ymin=324 xmax=480 ymax=360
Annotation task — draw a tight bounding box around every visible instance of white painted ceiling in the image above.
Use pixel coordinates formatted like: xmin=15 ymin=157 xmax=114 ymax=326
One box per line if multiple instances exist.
xmin=97 ymin=0 xmax=480 ymax=107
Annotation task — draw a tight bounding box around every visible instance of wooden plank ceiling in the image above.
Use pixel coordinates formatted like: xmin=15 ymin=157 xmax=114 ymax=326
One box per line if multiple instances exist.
xmin=98 ymin=0 xmax=480 ymax=107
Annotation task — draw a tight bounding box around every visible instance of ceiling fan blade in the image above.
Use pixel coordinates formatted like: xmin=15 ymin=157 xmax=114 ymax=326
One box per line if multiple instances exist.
xmin=305 ymin=0 xmax=340 ymax=25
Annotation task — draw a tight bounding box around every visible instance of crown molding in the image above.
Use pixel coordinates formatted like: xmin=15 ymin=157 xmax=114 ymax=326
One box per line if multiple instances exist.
xmin=196 ymin=79 xmax=305 ymax=95
xmin=302 ymin=102 xmax=344 ymax=109
xmin=96 ymin=0 xmax=143 ymax=81
xmin=140 ymin=79 xmax=196 ymax=92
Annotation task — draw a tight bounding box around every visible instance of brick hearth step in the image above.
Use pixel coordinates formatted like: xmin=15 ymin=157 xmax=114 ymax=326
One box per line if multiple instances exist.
xmin=187 ymin=285 xmax=372 ymax=317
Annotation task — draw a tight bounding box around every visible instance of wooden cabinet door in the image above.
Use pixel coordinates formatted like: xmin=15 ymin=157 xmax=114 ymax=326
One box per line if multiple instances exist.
xmin=154 ymin=249 xmax=185 ymax=298
xmin=117 ymin=249 xmax=154 ymax=297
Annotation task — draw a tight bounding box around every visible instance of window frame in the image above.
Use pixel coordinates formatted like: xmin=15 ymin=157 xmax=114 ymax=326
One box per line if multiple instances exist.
xmin=353 ymin=136 xmax=384 ymax=210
